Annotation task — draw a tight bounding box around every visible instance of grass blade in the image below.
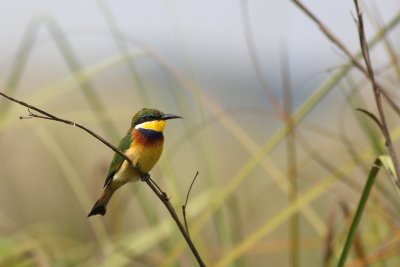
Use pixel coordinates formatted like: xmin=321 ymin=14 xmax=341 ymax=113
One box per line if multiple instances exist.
xmin=337 ymin=158 xmax=382 ymax=267
xmin=214 ymin=173 xmax=339 ymax=267
xmin=43 ymin=15 xmax=120 ymax=139
xmin=96 ymin=0 xmax=149 ymax=105
xmin=0 ymin=18 xmax=40 ymax=123
xmin=123 ymin=15 xmax=400 ymax=252
xmin=34 ymin=127 xmax=109 ymax=247
xmin=379 ymin=155 xmax=400 ymax=198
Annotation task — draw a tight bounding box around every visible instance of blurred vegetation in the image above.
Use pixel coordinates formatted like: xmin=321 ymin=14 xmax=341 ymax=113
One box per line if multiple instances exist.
xmin=1 ymin=1 xmax=400 ymax=267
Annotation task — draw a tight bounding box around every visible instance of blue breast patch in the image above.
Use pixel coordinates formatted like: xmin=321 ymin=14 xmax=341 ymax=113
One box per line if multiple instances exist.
xmin=137 ymin=128 xmax=164 ymax=139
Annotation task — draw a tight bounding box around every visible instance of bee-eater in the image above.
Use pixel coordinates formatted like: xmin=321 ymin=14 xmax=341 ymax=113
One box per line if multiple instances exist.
xmin=88 ymin=108 xmax=182 ymax=217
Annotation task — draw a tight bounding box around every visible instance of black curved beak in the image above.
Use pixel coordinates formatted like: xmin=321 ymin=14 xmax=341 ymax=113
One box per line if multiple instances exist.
xmin=161 ymin=113 xmax=183 ymax=120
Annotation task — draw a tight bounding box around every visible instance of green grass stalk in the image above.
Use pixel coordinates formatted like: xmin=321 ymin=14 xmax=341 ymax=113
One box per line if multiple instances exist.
xmin=43 ymin=16 xmax=120 ymax=139
xmin=337 ymin=158 xmax=382 ymax=267
xmin=281 ymin=44 xmax=300 ymax=267
xmin=162 ymin=1 xmax=234 ymax=258
xmin=96 ymin=0 xmax=150 ymax=105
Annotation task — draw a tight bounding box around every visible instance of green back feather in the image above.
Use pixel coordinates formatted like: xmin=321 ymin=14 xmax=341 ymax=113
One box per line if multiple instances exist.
xmin=103 ymin=130 xmax=133 ymax=187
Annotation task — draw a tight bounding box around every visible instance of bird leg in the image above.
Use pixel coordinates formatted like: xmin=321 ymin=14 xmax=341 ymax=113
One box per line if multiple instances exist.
xmin=136 ymin=167 xmax=169 ymax=200
xmin=139 ymin=171 xmax=150 ymax=181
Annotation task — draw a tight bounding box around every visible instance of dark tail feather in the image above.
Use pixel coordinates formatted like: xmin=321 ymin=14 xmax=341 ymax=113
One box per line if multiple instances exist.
xmin=88 ymin=186 xmax=115 ymax=217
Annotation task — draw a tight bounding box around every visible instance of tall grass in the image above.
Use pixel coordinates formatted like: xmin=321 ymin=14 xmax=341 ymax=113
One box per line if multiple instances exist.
xmin=0 ymin=1 xmax=400 ymax=266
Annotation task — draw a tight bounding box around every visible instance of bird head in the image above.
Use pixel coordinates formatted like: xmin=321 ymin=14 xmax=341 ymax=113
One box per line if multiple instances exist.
xmin=131 ymin=108 xmax=182 ymax=132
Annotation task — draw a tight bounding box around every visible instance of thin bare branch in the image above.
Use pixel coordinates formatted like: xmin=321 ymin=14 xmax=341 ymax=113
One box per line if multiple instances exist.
xmin=291 ymin=0 xmax=400 ymax=185
xmin=182 ymin=171 xmax=199 ymax=237
xmin=353 ymin=0 xmax=400 ymax=185
xmin=290 ymin=0 xmax=400 ymax=116
xmin=0 ymin=91 xmax=130 ymax=164
xmin=0 ymin=90 xmax=206 ymax=267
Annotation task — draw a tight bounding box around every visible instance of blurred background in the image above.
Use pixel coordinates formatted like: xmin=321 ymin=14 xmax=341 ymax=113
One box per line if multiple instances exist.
xmin=1 ymin=0 xmax=400 ymax=266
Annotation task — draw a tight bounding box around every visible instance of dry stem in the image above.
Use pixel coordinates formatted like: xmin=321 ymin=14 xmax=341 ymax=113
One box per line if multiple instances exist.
xmin=0 ymin=91 xmax=206 ymax=266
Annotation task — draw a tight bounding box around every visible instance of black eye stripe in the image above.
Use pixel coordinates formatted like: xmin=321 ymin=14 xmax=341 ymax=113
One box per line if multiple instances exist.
xmin=135 ymin=114 xmax=157 ymax=125
xmin=144 ymin=115 xmax=153 ymax=121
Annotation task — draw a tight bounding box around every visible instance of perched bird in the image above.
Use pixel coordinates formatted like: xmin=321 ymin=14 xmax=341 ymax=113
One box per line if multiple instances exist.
xmin=88 ymin=108 xmax=182 ymax=217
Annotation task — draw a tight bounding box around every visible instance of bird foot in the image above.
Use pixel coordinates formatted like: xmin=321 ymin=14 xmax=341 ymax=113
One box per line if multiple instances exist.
xmin=140 ymin=172 xmax=150 ymax=182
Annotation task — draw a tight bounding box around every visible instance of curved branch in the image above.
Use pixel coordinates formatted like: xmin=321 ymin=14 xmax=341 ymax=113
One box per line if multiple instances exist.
xmin=0 ymin=91 xmax=206 ymax=267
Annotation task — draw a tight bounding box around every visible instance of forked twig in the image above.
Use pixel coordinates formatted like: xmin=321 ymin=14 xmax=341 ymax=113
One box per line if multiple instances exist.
xmin=0 ymin=91 xmax=128 ymax=163
xmin=0 ymin=91 xmax=206 ymax=267
xmin=353 ymin=0 xmax=400 ymax=185
xmin=182 ymin=171 xmax=200 ymax=236
xmin=291 ymin=0 xmax=400 ymax=185
xmin=291 ymin=0 xmax=400 ymax=116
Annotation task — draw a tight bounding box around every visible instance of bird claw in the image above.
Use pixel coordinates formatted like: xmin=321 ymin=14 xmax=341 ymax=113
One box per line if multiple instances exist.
xmin=140 ymin=172 xmax=150 ymax=182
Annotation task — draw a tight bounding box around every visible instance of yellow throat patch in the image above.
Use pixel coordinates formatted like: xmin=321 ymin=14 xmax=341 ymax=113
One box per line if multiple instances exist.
xmin=135 ymin=120 xmax=166 ymax=132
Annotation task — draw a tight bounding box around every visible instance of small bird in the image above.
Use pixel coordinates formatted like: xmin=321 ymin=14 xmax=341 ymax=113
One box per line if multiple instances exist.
xmin=88 ymin=108 xmax=182 ymax=217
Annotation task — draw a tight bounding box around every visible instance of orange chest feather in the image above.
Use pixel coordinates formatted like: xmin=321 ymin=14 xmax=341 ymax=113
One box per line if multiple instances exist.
xmin=126 ymin=129 xmax=164 ymax=173
xmin=133 ymin=128 xmax=164 ymax=145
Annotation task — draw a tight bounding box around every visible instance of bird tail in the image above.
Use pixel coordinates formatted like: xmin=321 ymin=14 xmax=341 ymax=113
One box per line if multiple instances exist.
xmin=88 ymin=185 xmax=115 ymax=217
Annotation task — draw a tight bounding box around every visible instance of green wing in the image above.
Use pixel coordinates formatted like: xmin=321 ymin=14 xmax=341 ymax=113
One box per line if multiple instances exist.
xmin=103 ymin=132 xmax=132 ymax=187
